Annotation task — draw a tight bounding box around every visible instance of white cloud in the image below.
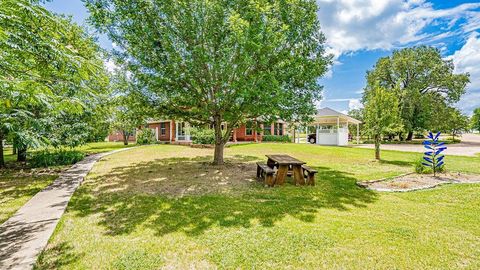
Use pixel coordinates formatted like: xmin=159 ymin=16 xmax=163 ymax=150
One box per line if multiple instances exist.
xmin=104 ymin=59 xmax=118 ymax=73
xmin=348 ymin=98 xmax=364 ymax=110
xmin=448 ymin=32 xmax=480 ymax=114
xmin=317 ymin=0 xmax=480 ymax=56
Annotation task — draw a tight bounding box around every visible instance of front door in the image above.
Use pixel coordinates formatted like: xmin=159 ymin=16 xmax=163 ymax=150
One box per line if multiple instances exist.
xmin=176 ymin=122 xmax=190 ymax=141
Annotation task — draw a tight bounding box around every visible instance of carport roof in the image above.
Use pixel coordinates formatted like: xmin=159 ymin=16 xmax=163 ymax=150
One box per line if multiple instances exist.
xmin=311 ymin=107 xmax=362 ymax=125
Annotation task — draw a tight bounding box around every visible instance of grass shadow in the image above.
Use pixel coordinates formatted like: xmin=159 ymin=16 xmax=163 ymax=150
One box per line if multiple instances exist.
xmin=34 ymin=242 xmax=83 ymax=270
xmin=379 ymin=159 xmax=413 ymax=167
xmin=68 ymin=155 xmax=378 ymax=237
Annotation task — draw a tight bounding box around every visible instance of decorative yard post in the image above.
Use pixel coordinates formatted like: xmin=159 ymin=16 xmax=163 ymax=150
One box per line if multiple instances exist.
xmin=422 ymin=132 xmax=447 ymax=177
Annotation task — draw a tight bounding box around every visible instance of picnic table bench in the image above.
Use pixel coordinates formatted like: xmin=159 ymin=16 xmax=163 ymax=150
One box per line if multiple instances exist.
xmin=266 ymin=154 xmax=305 ymax=186
xmin=257 ymin=154 xmax=318 ymax=187
xmin=256 ymin=163 xmax=276 ymax=186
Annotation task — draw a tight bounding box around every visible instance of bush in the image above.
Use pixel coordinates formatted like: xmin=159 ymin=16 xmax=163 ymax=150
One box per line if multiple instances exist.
xmin=414 ymin=158 xmax=446 ymax=174
xmin=136 ymin=128 xmax=156 ymax=145
xmin=191 ymin=127 xmax=215 ymax=145
xmin=30 ymin=149 xmax=85 ymax=168
xmin=262 ymin=135 xmax=291 ymax=142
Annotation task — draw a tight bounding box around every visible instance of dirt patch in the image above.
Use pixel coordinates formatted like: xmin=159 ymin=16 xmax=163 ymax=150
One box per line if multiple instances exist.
xmin=358 ymin=172 xmax=480 ymax=192
xmin=87 ymin=156 xmax=263 ymax=197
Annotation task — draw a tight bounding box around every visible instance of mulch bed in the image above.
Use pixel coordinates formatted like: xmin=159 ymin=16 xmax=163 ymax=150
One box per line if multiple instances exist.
xmin=358 ymin=172 xmax=480 ymax=192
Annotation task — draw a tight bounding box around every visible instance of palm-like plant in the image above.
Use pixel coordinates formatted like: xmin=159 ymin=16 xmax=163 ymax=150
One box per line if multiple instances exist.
xmin=422 ymin=132 xmax=447 ymax=177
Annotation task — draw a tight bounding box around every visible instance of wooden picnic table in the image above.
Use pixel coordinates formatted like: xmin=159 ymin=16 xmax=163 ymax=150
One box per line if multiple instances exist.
xmin=266 ymin=154 xmax=306 ymax=186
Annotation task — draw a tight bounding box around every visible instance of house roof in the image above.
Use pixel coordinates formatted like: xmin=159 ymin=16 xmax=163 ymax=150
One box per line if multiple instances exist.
xmin=311 ymin=107 xmax=362 ymax=125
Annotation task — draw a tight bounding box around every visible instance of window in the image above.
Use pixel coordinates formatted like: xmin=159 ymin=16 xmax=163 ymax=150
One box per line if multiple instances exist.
xmin=160 ymin=122 xmax=166 ymax=135
xmin=263 ymin=124 xmax=272 ymax=135
xmin=246 ymin=121 xmax=253 ymax=136
xmin=275 ymin=123 xmax=284 ymax=135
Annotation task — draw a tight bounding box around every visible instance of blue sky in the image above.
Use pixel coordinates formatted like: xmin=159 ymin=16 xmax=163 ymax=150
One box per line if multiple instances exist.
xmin=44 ymin=0 xmax=480 ymax=115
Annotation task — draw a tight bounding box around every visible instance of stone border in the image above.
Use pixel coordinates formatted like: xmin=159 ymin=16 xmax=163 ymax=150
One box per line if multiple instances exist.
xmin=356 ymin=172 xmax=415 ymax=188
xmin=357 ymin=173 xmax=480 ymax=192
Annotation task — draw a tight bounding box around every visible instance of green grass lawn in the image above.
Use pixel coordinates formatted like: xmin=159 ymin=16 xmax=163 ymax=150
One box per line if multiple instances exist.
xmin=74 ymin=141 xmax=137 ymax=155
xmin=0 ymin=142 xmax=134 ymax=225
xmin=36 ymin=144 xmax=480 ymax=269
xmin=0 ymin=172 xmax=58 ymax=224
xmin=2 ymin=147 xmax=15 ymax=163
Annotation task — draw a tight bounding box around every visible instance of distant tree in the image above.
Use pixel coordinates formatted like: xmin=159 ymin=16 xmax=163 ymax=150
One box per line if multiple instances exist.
xmin=363 ymin=84 xmax=401 ymax=160
xmin=471 ymin=108 xmax=480 ymax=132
xmin=347 ymin=108 xmax=365 ymax=139
xmin=85 ymin=0 xmax=331 ymax=165
xmin=0 ymin=0 xmax=109 ymax=166
xmin=442 ymin=108 xmax=469 ymax=142
xmin=110 ymin=67 xmax=154 ymax=145
xmin=366 ymin=46 xmax=469 ymax=141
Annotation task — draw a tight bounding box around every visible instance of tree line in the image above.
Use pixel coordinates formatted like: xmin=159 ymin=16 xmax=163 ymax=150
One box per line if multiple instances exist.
xmin=0 ymin=0 xmax=112 ymax=167
xmin=356 ymin=46 xmax=473 ymax=159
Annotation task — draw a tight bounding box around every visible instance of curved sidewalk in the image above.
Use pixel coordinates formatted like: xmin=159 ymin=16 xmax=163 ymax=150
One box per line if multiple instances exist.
xmin=0 ymin=148 xmax=133 ymax=270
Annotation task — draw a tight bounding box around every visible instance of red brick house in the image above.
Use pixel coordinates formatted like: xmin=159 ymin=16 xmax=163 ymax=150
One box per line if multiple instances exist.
xmin=107 ymin=130 xmax=136 ymax=142
xmin=109 ymin=119 xmax=287 ymax=143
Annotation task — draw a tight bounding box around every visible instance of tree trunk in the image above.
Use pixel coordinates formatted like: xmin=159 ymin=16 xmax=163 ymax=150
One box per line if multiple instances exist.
xmin=17 ymin=145 xmax=27 ymax=162
xmin=406 ymin=131 xmax=413 ymax=141
xmin=12 ymin=147 xmax=16 ymax=155
xmin=0 ymin=131 xmax=4 ymax=168
xmin=213 ymin=115 xmax=225 ymax=165
xmin=123 ymin=131 xmax=129 ymax=145
xmin=374 ymin=134 xmax=381 ymax=160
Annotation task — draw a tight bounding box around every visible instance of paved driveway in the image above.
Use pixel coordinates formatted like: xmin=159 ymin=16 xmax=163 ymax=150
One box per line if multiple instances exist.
xmin=353 ymin=133 xmax=480 ymax=157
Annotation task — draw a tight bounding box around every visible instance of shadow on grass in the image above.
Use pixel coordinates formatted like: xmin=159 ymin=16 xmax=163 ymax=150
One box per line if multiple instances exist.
xmin=379 ymin=159 xmax=413 ymax=167
xmin=68 ymin=155 xmax=378 ymax=237
xmin=34 ymin=242 xmax=83 ymax=270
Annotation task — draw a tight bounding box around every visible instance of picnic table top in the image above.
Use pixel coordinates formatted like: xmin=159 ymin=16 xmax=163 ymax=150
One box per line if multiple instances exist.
xmin=266 ymin=154 xmax=306 ymax=165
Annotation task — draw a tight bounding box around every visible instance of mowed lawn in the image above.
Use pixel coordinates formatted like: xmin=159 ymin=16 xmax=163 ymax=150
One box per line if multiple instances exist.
xmin=0 ymin=142 xmax=133 ymax=224
xmin=0 ymin=147 xmax=57 ymax=223
xmin=36 ymin=144 xmax=480 ymax=269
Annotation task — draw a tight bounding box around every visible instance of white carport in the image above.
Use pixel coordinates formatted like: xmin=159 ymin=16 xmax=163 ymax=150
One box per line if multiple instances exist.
xmin=307 ymin=107 xmax=361 ymax=146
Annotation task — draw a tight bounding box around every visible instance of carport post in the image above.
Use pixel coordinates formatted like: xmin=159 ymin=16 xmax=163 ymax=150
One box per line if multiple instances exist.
xmin=356 ymin=123 xmax=360 ymax=144
xmin=305 ymin=125 xmax=308 ymax=143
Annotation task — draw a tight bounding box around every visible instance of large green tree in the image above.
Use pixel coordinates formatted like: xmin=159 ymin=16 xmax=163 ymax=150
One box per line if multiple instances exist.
xmin=441 ymin=108 xmax=469 ymax=142
xmin=0 ymin=0 xmax=109 ymax=166
xmin=110 ymin=67 xmax=154 ymax=145
xmin=85 ymin=0 xmax=331 ymax=164
xmin=363 ymin=84 xmax=400 ymax=160
xmin=366 ymin=46 xmax=469 ymax=140
xmin=471 ymin=108 xmax=480 ymax=132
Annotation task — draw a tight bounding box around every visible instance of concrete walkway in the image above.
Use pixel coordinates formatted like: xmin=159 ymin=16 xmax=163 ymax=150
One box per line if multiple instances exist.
xmin=353 ymin=133 xmax=480 ymax=157
xmin=0 ymin=148 xmax=133 ymax=270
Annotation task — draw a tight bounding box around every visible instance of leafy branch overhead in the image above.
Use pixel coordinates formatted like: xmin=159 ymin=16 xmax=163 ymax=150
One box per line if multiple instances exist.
xmin=0 ymin=0 xmax=110 ymax=165
xmin=85 ymin=0 xmax=332 ymax=164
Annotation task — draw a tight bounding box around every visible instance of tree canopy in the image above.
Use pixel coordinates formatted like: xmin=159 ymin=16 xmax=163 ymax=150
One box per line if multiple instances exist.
xmin=0 ymin=0 xmax=109 ymax=166
xmin=363 ymin=84 xmax=400 ymax=160
xmin=471 ymin=108 xmax=480 ymax=132
xmin=441 ymin=107 xmax=469 ymax=141
xmin=366 ymin=46 xmax=469 ymax=140
xmin=84 ymin=0 xmax=331 ymax=164
xmin=109 ymin=66 xmax=155 ymax=145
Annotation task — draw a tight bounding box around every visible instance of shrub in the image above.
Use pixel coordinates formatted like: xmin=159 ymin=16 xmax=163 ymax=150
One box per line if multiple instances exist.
xmin=414 ymin=158 xmax=445 ymax=174
xmin=30 ymin=149 xmax=85 ymax=168
xmin=136 ymin=128 xmax=156 ymax=145
xmin=191 ymin=127 xmax=215 ymax=145
xmin=262 ymin=135 xmax=291 ymax=142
